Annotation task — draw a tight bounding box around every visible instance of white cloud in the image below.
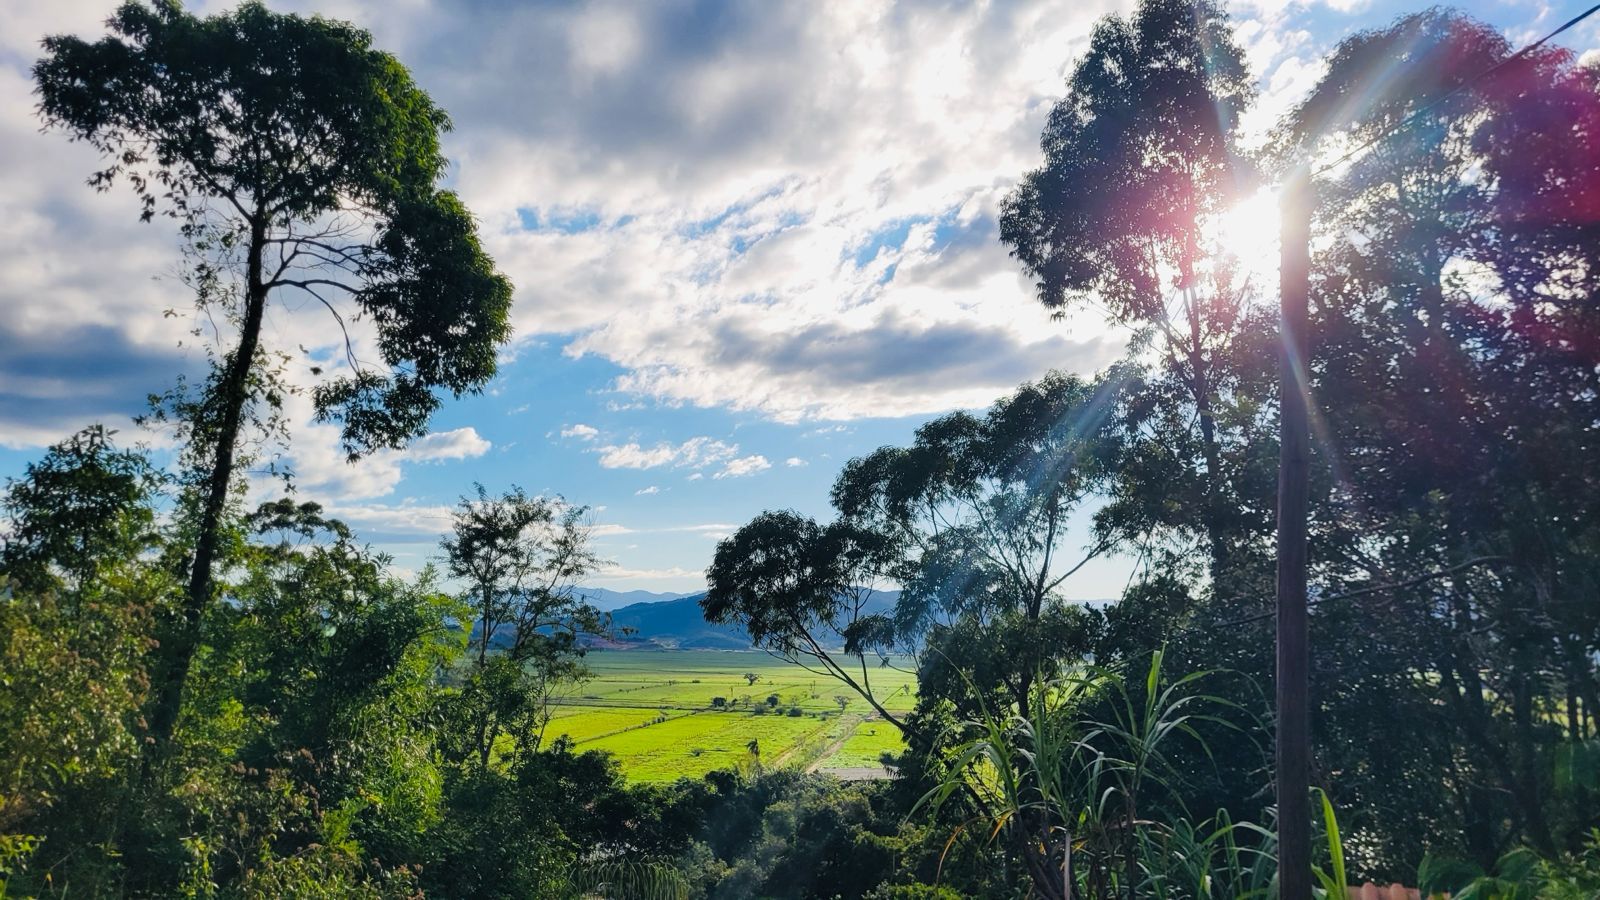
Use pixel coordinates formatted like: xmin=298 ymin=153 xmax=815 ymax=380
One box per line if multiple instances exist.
xmin=405 ymin=427 xmax=492 ymax=462
xmin=593 ymin=564 xmax=704 ymax=583
xmin=322 ymin=0 xmax=1138 ymax=422
xmin=784 ymin=456 xmax=807 ymax=467
xmin=634 ymin=485 xmax=661 ymax=495
xmin=713 ymin=454 xmax=771 ymax=479
xmin=283 ymin=423 xmax=491 ymax=501
xmin=0 ymin=0 xmax=1363 ymax=456
xmin=594 ymin=435 xmax=738 ymax=470
xmin=319 ymin=501 xmax=456 ymax=542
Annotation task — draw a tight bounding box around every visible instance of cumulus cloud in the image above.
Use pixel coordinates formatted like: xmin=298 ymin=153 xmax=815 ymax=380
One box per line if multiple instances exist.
xmin=0 ymin=320 xmax=196 ymax=449
xmin=785 ymin=457 xmax=807 ymax=467
xmin=285 ymin=425 xmax=492 ymax=500
xmin=593 ymin=564 xmax=704 ymax=583
xmin=405 ymin=427 xmax=492 ymax=462
xmin=594 ymin=435 xmax=738 ymax=471
xmin=308 ymin=0 xmax=1141 ymax=421
xmin=635 ymin=485 xmax=661 ymax=495
xmin=0 ymin=0 xmax=1427 ymax=498
xmin=318 ymin=501 xmax=456 ymax=543
xmin=713 ymin=454 xmax=770 ymax=479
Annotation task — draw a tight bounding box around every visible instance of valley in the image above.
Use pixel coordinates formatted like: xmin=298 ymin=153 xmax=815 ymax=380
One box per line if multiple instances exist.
xmin=543 ymin=649 xmax=916 ymax=782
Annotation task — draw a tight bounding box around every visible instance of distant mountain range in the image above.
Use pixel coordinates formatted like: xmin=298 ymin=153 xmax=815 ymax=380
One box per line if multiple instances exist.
xmin=603 ymin=593 xmax=746 ymax=649
xmin=575 ymin=587 xmax=700 ymax=612
xmin=488 ymin=588 xmax=1106 ymax=651
xmin=598 ymin=590 xmax=901 ymax=651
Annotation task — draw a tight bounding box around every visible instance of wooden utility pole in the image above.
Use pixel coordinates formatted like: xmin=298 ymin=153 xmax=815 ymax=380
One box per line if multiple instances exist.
xmin=1276 ymin=166 xmax=1313 ymax=900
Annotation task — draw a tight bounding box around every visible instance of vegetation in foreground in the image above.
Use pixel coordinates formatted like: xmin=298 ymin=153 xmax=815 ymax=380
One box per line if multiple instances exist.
xmin=3 ymin=0 xmax=1600 ymax=897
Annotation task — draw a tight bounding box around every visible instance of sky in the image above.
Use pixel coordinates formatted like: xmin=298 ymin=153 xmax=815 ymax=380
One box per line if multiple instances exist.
xmin=1 ymin=0 xmax=1595 ymax=597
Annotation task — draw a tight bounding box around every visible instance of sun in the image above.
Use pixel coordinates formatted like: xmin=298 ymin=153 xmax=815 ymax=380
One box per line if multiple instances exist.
xmin=1211 ymin=186 xmax=1283 ymax=287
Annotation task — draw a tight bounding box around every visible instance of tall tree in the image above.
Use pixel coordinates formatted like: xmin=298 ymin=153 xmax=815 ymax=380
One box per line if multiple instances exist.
xmin=1000 ymin=0 xmax=1256 ymax=579
xmin=35 ymin=1 xmax=513 ymax=748
xmin=442 ymin=485 xmax=606 ymax=768
xmin=1279 ymin=8 xmax=1600 ymax=866
xmin=707 ymin=373 xmax=1122 ymax=731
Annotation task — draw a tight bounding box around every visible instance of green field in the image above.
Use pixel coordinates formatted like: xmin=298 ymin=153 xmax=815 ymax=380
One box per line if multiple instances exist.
xmin=543 ymin=650 xmax=914 ymax=782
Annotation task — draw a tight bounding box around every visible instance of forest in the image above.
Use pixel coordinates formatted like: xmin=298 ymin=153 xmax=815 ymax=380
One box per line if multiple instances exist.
xmin=2 ymin=0 xmax=1599 ymax=897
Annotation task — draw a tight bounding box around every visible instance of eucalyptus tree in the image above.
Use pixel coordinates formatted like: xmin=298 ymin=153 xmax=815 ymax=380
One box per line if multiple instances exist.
xmin=706 ymin=372 xmax=1124 ymax=731
xmin=723 ymin=371 xmax=1123 ymax=897
xmin=1281 ymin=9 xmax=1600 ymax=865
xmin=1000 ymin=0 xmax=1259 ymax=577
xmin=442 ymin=485 xmax=606 ymax=768
xmin=35 ymin=1 xmax=513 ymax=747
xmin=704 ymin=511 xmax=907 ymax=730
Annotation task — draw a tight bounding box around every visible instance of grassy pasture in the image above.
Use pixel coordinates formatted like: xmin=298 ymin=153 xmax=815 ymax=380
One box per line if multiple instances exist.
xmin=547 ymin=649 xmax=913 ymax=782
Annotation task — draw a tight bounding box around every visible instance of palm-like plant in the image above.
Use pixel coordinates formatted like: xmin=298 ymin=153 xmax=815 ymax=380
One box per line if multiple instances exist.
xmin=917 ymin=650 xmax=1272 ymax=899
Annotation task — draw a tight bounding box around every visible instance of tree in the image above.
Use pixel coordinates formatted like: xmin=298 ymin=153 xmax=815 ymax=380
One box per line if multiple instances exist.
xmin=999 ymin=0 xmax=1259 ymax=579
xmin=442 ymin=485 xmax=607 ymax=768
xmin=1273 ymin=9 xmax=1600 ymax=867
xmin=832 ymin=371 xmax=1122 ymax=720
xmin=743 ymin=672 xmax=760 ymax=687
xmin=705 ymin=511 xmax=908 ymax=730
xmin=707 ymin=373 xmax=1122 ymax=735
xmin=0 ymin=426 xmax=163 ymax=600
xmin=35 ymin=0 xmax=513 ymax=749
xmin=0 ymin=430 xmax=165 ymax=853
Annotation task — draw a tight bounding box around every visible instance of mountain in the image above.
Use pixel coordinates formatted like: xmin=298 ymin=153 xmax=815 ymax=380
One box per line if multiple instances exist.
xmin=605 ymin=593 xmax=749 ymax=649
xmin=575 ymin=586 xmax=698 ymax=611
xmin=602 ymin=590 xmax=902 ymax=651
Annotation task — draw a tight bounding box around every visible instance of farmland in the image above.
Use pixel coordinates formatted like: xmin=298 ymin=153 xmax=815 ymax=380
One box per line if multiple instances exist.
xmin=542 ymin=649 xmax=915 ymax=782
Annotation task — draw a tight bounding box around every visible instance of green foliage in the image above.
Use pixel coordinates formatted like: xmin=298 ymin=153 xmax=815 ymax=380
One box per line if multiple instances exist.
xmin=563 ymin=860 xmax=690 ymax=900
xmin=0 ymin=426 xmax=163 ymax=596
xmin=34 ymin=0 xmax=513 ymax=756
xmin=1419 ymin=834 xmax=1600 ymax=900
xmin=0 ymin=834 xmax=41 ymax=900
xmin=9 ymin=1 xmax=1600 ymax=898
xmin=1313 ymin=789 xmax=1349 ymax=900
xmin=916 ymin=651 xmax=1266 ymax=899
xmin=0 ymin=583 xmax=154 ymax=833
xmin=441 ymin=484 xmax=607 ymax=768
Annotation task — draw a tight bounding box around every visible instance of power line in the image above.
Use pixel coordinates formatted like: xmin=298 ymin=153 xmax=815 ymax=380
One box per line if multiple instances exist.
xmin=1310 ymin=2 xmax=1600 ymax=178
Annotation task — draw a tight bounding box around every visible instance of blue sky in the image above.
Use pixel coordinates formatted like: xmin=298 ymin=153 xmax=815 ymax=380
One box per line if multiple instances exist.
xmin=1 ymin=0 xmax=1594 ymax=595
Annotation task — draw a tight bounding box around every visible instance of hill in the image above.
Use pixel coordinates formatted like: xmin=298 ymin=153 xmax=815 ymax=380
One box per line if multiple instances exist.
xmin=603 ymin=590 xmax=901 ymax=650
xmin=575 ymin=586 xmax=697 ymax=611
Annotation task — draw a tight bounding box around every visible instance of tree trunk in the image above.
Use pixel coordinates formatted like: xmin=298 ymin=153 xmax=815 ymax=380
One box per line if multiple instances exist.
xmin=147 ymin=215 xmax=269 ymax=751
xmin=1442 ymin=593 xmax=1557 ymax=857
xmin=1183 ymin=287 xmax=1229 ymax=582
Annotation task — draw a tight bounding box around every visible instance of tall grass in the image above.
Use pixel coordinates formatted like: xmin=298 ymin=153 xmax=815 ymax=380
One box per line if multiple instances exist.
xmin=915 ymin=650 xmax=1279 ymax=899
xmin=563 ymin=860 xmax=690 ymax=900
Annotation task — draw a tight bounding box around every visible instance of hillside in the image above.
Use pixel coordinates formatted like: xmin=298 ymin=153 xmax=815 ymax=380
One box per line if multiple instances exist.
xmin=576 ymin=586 xmax=697 ymax=611
xmin=604 ymin=590 xmax=901 ymax=650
